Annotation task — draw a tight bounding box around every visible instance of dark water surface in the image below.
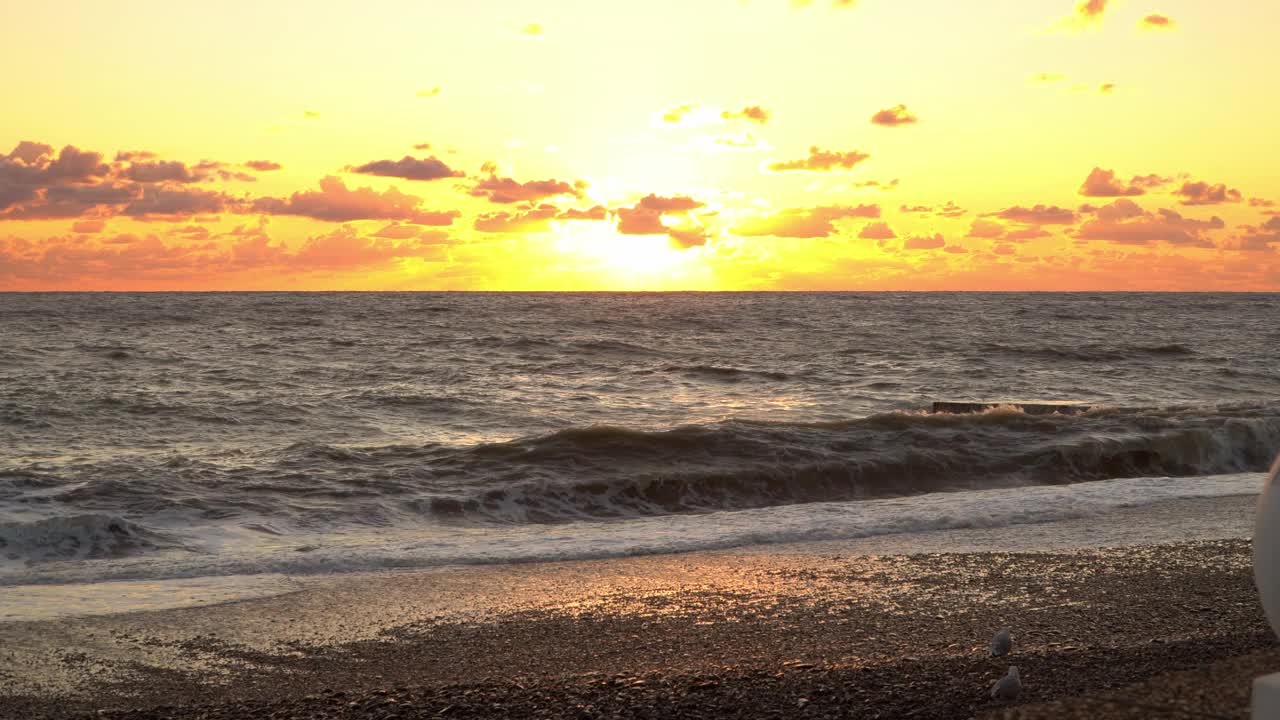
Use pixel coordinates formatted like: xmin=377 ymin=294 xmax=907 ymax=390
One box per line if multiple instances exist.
xmin=1 ymin=293 xmax=1276 ymax=582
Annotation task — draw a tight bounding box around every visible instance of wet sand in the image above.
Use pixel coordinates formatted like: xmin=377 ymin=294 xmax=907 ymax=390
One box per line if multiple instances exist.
xmin=0 ymin=496 xmax=1274 ymax=719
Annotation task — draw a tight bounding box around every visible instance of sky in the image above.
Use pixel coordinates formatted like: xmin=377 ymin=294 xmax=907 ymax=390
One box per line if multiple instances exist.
xmin=2 ymin=0 xmax=1278 ymax=291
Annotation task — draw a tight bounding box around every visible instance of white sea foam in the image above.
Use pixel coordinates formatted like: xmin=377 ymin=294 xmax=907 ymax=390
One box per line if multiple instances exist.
xmin=1 ymin=472 xmax=1261 ymax=590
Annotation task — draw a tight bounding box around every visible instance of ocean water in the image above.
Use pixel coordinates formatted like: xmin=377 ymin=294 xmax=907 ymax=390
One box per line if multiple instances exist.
xmin=1 ymin=292 xmax=1277 ymax=590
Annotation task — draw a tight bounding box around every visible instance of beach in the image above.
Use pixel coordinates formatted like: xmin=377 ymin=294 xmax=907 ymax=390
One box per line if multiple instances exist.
xmin=2 ymin=494 xmax=1273 ymax=720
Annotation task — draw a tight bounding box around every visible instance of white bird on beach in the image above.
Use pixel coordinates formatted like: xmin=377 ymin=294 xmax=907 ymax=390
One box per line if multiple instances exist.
xmin=990 ymin=627 xmax=1012 ymax=657
xmin=990 ymin=666 xmax=1022 ymax=702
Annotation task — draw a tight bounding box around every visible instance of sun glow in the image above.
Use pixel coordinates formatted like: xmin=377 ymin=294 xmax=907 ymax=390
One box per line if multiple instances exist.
xmin=553 ymin=222 xmax=713 ymax=290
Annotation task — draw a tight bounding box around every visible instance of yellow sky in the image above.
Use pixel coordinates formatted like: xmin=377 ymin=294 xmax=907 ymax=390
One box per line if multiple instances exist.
xmin=2 ymin=0 xmax=1278 ymax=290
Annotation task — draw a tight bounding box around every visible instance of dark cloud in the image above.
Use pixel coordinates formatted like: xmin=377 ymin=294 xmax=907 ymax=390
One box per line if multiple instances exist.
xmin=72 ymin=219 xmax=105 ymax=234
xmin=1175 ymin=181 xmax=1243 ymax=206
xmin=870 ymin=104 xmax=919 ymax=127
xmin=1075 ymin=199 xmax=1224 ymax=247
xmin=1141 ymin=14 xmax=1174 ymax=29
xmin=251 ymin=176 xmax=459 ymax=225
xmin=469 ymin=175 xmax=586 ymax=204
xmin=767 ymin=146 xmax=870 ymax=172
xmin=734 ymin=204 xmax=881 ymax=238
xmin=0 ymin=142 xmax=267 ymax=220
xmin=122 ymin=186 xmax=230 ymax=219
xmin=349 ymin=156 xmax=463 ymax=182
xmin=245 ymin=160 xmax=283 ymax=172
xmin=123 ymin=161 xmax=204 ymax=184
xmin=1079 ymin=167 xmax=1169 ymax=197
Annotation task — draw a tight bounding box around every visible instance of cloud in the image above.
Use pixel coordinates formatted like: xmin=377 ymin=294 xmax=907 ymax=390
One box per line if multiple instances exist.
xmin=967 ymin=218 xmax=1054 ymax=242
xmin=857 ymin=222 xmax=897 ymax=240
xmin=122 ymin=160 xmax=206 ymax=184
xmin=721 ymin=105 xmax=771 ymax=124
xmin=615 ymin=194 xmax=707 ymax=240
xmin=1004 ymin=227 xmax=1053 ymax=241
xmin=852 ymin=179 xmax=899 ymax=191
xmin=469 ymin=174 xmax=586 ymax=204
xmin=245 ymin=160 xmax=282 ymax=172
xmin=1079 ymin=167 xmax=1169 ymax=197
xmin=372 ymin=223 xmax=439 ymax=240
xmin=0 ymin=223 xmax=453 ymax=285
xmin=967 ymin=219 xmax=1007 ymax=239
xmin=282 ymin=225 xmax=448 ymax=270
xmin=349 ymin=156 xmax=463 ymax=182
xmin=661 ymin=104 xmax=696 ymax=124
xmin=1175 ymin=181 xmax=1243 ymax=206
xmin=904 ymin=233 xmax=946 ymax=250
xmin=72 ymin=219 xmax=105 ymax=234
xmin=122 ymin=186 xmax=230 ymax=219
xmin=251 ymin=176 xmax=459 ymax=225
xmin=666 ymin=225 xmax=711 ymax=249
xmin=474 ymin=204 xmax=607 ymax=233
xmin=1076 ymin=0 xmax=1108 ymax=21
xmin=1 ymin=142 xmax=248 ymax=221
xmin=114 ymin=150 xmax=157 ymax=162
xmin=901 ymin=201 xmax=965 ymax=218
xmin=1075 ymin=199 xmax=1224 ymax=247
xmin=635 ymin=194 xmax=705 ymax=213
xmin=1141 ymin=14 xmax=1174 ymax=29
xmin=733 ymin=204 xmax=881 ymax=238
xmin=991 ymin=205 xmax=1077 ymax=224
xmin=870 ymin=104 xmax=919 ymax=127
xmin=1099 ymin=83 xmax=1117 ymax=94
xmin=767 ymin=146 xmax=870 ymax=172
xmin=1235 ymin=216 xmax=1280 ymax=252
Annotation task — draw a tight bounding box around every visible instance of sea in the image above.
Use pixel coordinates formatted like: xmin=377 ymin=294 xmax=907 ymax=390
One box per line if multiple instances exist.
xmin=1 ymin=292 xmax=1277 ymax=615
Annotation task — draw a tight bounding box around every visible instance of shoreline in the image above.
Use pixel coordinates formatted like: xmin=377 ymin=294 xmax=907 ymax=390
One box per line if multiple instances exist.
xmin=0 ymin=491 xmax=1261 ymax=623
xmin=1 ymin=494 xmax=1273 ymax=719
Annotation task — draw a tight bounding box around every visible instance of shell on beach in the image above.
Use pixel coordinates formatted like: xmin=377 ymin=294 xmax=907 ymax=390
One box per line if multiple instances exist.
xmin=1254 ymin=457 xmax=1280 ymax=640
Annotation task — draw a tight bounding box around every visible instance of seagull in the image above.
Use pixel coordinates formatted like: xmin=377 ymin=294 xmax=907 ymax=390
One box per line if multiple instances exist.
xmin=990 ymin=627 xmax=1012 ymax=657
xmin=990 ymin=666 xmax=1021 ymax=702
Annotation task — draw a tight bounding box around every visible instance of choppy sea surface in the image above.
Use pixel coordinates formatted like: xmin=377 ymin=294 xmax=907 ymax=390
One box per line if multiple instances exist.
xmin=1 ymin=292 xmax=1277 ymax=594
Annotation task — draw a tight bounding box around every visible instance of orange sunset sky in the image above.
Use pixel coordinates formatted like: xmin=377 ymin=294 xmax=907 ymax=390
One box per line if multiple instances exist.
xmin=2 ymin=0 xmax=1278 ymax=291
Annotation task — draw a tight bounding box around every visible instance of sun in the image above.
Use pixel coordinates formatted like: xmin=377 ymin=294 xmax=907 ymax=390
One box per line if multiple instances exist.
xmin=553 ymin=221 xmax=712 ymax=290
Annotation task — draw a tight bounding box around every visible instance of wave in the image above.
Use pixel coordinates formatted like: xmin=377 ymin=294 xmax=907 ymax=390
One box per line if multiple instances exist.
xmin=0 ymin=514 xmax=182 ymax=565
xmin=657 ymin=364 xmax=791 ymax=382
xmin=980 ymin=342 xmax=1197 ymax=362
xmin=413 ymin=404 xmax=1280 ymax=523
